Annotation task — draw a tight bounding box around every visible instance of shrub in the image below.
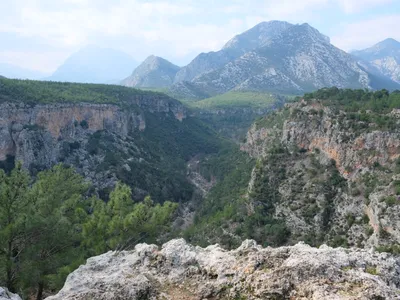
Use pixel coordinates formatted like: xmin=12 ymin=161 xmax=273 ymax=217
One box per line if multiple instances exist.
xmin=384 ymin=196 xmax=397 ymax=206
xmin=80 ymin=120 xmax=89 ymax=129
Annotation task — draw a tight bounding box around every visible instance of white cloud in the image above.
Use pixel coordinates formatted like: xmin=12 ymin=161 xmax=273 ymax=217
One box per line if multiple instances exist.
xmin=336 ymin=0 xmax=394 ymax=14
xmin=331 ymin=14 xmax=400 ymax=51
xmin=0 ymin=0 xmax=399 ymax=73
xmin=0 ymin=50 xmax=70 ymax=73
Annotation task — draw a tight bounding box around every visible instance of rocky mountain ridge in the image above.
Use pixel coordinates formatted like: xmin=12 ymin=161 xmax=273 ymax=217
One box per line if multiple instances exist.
xmin=352 ymin=38 xmax=400 ymax=84
xmin=123 ymin=21 xmax=400 ymax=99
xmin=122 ymin=55 xmax=180 ymax=88
xmin=240 ymin=92 xmax=400 ymax=250
xmin=46 ymin=239 xmax=400 ymax=299
xmin=173 ymin=21 xmax=294 ymax=84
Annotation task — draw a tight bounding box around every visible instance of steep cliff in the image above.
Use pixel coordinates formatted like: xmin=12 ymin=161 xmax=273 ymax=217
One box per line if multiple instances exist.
xmin=46 ymin=239 xmax=400 ymax=300
xmin=240 ymin=89 xmax=400 ymax=250
xmin=0 ymin=79 xmax=220 ymax=202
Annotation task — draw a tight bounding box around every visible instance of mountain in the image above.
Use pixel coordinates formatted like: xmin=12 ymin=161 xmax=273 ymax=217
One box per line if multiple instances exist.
xmin=121 ymin=55 xmax=180 ymax=88
xmin=174 ymin=21 xmax=293 ymax=83
xmin=47 ymin=46 xmax=137 ymax=84
xmin=174 ymin=23 xmax=400 ymax=98
xmin=0 ymin=63 xmax=48 ymax=80
xmin=352 ymin=38 xmax=400 ymax=84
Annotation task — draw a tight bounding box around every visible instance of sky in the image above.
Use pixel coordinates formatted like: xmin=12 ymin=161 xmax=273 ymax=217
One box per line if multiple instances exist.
xmin=0 ymin=0 xmax=399 ymax=74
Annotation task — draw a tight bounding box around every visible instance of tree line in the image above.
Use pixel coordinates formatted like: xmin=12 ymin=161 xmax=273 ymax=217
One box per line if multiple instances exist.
xmin=0 ymin=163 xmax=177 ymax=300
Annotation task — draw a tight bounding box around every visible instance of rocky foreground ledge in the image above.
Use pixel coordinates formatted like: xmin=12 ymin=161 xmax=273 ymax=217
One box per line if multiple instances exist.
xmin=46 ymin=239 xmax=400 ymax=300
xmin=0 ymin=287 xmax=21 ymax=300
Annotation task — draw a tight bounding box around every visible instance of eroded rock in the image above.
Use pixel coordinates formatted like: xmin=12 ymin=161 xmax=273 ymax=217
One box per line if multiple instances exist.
xmin=46 ymin=239 xmax=400 ymax=300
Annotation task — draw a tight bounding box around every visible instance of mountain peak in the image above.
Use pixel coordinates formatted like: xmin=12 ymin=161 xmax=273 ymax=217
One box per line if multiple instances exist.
xmin=47 ymin=46 xmax=137 ymax=84
xmin=375 ymin=38 xmax=400 ymax=49
xmin=121 ymin=56 xmax=180 ymax=88
xmin=352 ymin=38 xmax=400 ymax=84
xmin=222 ymin=20 xmax=293 ymax=51
xmin=293 ymin=23 xmax=331 ymax=43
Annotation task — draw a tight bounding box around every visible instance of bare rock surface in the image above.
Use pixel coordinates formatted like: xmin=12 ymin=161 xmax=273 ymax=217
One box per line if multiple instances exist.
xmin=46 ymin=239 xmax=400 ymax=300
xmin=0 ymin=287 xmax=21 ymax=300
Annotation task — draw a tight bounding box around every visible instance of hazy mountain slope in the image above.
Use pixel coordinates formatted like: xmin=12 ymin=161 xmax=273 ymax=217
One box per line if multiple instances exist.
xmin=47 ymin=46 xmax=137 ymax=84
xmin=352 ymin=38 xmax=400 ymax=84
xmin=0 ymin=63 xmax=48 ymax=80
xmin=174 ymin=21 xmax=294 ymax=83
xmin=121 ymin=55 xmax=180 ymax=88
xmin=189 ymin=23 xmax=378 ymax=95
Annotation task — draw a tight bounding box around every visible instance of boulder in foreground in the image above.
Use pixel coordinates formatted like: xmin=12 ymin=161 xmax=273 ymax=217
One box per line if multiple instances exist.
xmin=47 ymin=239 xmax=400 ymax=299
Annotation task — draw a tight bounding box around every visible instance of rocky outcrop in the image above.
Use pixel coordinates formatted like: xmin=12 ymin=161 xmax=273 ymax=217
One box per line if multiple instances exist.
xmin=121 ymin=55 xmax=180 ymax=88
xmin=0 ymin=95 xmax=186 ymax=168
xmin=170 ymin=23 xmax=400 ymax=100
xmin=243 ymin=101 xmax=400 ymax=178
xmin=352 ymin=38 xmax=400 ymax=84
xmin=241 ymin=99 xmax=400 ymax=249
xmin=0 ymin=287 xmax=21 ymax=300
xmin=46 ymin=239 xmax=400 ymax=300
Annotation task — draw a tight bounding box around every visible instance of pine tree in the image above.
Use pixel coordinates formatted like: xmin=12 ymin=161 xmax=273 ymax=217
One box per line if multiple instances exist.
xmin=20 ymin=165 xmax=89 ymax=300
xmin=0 ymin=162 xmax=30 ymax=292
xmin=83 ymin=182 xmax=178 ymax=254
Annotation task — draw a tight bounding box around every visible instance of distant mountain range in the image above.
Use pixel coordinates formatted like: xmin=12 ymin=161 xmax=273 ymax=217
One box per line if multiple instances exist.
xmin=352 ymin=38 xmax=400 ymax=84
xmin=121 ymin=55 xmax=180 ymax=88
xmin=121 ymin=21 xmax=400 ymax=99
xmin=46 ymin=45 xmax=137 ymax=84
xmin=0 ymin=63 xmax=49 ymax=80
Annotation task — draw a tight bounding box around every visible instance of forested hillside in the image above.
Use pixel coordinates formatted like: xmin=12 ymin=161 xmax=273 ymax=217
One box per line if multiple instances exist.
xmin=1 ymin=81 xmax=400 ymax=299
xmin=186 ymin=88 xmax=400 ymax=251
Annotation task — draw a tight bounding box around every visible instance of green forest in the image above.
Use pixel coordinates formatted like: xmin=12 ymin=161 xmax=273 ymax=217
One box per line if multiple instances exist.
xmin=0 ymin=77 xmax=166 ymax=105
xmin=0 ymin=164 xmax=177 ymax=300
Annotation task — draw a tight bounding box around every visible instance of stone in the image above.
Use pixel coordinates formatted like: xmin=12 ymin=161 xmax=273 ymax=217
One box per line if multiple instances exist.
xmin=0 ymin=287 xmax=21 ymax=300
xmin=46 ymin=239 xmax=400 ymax=300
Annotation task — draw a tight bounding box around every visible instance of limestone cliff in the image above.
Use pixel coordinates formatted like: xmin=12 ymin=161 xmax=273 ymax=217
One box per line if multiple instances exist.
xmin=0 ymin=95 xmax=185 ymax=168
xmin=241 ymin=98 xmax=400 ymax=250
xmin=46 ymin=239 xmax=400 ymax=299
xmin=0 ymin=88 xmax=218 ymax=203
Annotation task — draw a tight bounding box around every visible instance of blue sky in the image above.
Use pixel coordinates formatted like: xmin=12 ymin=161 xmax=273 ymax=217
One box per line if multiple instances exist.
xmin=0 ymin=0 xmax=399 ymax=74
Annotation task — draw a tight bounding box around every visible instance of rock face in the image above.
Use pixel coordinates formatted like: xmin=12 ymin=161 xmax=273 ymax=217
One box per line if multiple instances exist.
xmin=122 ymin=55 xmax=180 ymax=88
xmin=0 ymin=95 xmax=186 ymax=168
xmin=352 ymin=38 xmax=400 ymax=84
xmin=46 ymin=239 xmax=400 ymax=300
xmin=0 ymin=89 xmax=216 ymax=203
xmin=174 ymin=21 xmax=292 ymax=84
xmin=0 ymin=287 xmax=21 ymax=300
xmin=186 ymin=23 xmax=392 ymax=97
xmin=241 ymin=98 xmax=400 ymax=249
xmin=169 ymin=22 xmax=400 ymax=100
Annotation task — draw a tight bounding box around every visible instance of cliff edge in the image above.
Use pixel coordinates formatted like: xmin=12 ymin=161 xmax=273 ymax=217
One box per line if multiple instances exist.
xmin=46 ymin=239 xmax=400 ymax=299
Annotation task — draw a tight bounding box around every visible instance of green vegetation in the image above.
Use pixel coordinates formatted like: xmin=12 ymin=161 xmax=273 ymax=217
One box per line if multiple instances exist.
xmin=182 ymin=91 xmax=286 ymax=142
xmin=0 ymin=78 xmax=166 ymax=105
xmin=365 ymin=266 xmax=379 ymax=275
xmin=189 ymin=91 xmax=277 ymax=109
xmin=83 ymin=110 xmax=223 ymax=203
xmin=0 ymin=164 xmax=177 ymax=299
xmin=184 ymin=147 xmax=255 ymax=248
xmin=303 ymin=87 xmax=400 ymax=113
